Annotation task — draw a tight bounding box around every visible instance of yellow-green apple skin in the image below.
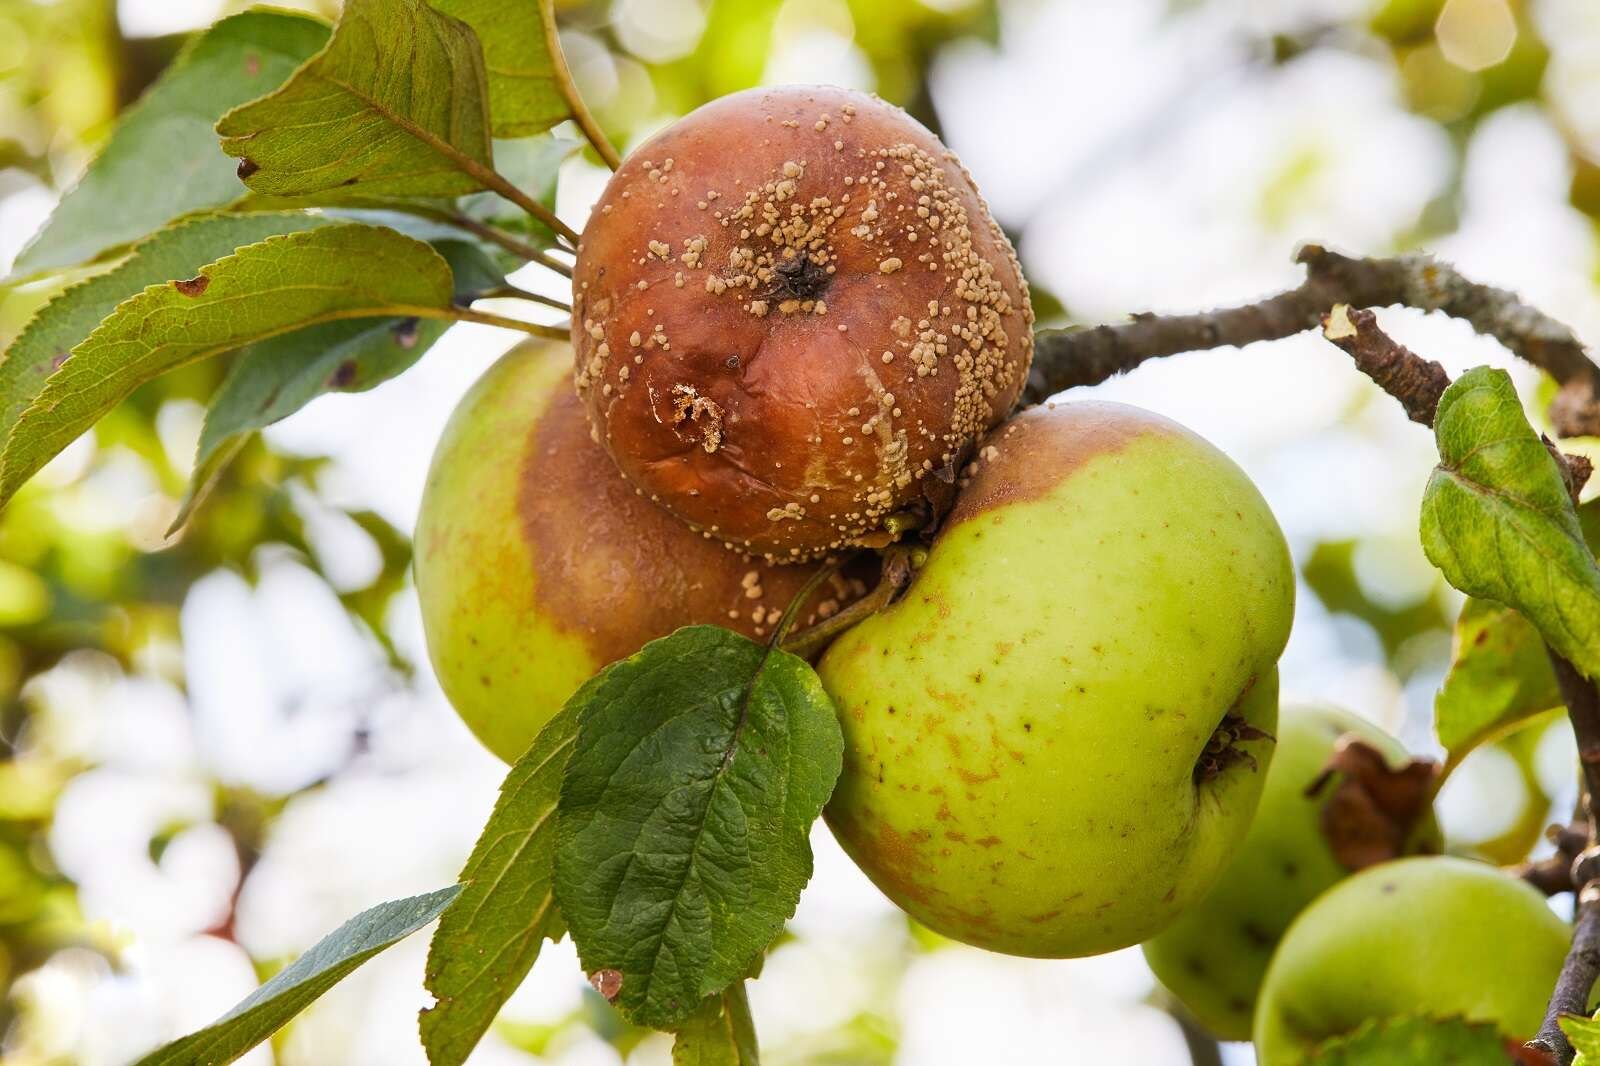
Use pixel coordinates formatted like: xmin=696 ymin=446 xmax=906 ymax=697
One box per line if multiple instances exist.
xmin=1143 ymin=704 xmax=1442 ymax=1039
xmin=818 ymin=401 xmax=1296 ymax=957
xmin=1254 ymin=856 xmax=1569 ymax=1064
xmin=414 ymin=341 xmax=860 ymax=763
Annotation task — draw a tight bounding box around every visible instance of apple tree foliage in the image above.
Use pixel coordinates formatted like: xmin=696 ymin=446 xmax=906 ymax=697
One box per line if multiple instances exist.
xmin=0 ymin=1 xmax=1597 ymax=1064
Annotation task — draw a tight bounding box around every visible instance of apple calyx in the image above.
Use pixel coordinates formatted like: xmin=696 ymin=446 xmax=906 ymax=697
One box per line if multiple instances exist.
xmin=768 ymin=251 xmax=831 ymax=302
xmin=1195 ymin=713 xmax=1274 ymax=785
xmin=1306 ymin=735 xmax=1440 ymax=871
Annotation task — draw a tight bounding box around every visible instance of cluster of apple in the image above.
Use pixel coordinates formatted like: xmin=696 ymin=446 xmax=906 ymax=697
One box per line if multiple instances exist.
xmin=413 ymin=87 xmax=1567 ymax=1061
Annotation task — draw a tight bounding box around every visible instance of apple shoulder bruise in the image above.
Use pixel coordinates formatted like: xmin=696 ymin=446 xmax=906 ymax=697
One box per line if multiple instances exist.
xmin=571 ymin=85 xmax=1034 ymax=562
xmin=413 ymin=341 xmax=867 ymax=765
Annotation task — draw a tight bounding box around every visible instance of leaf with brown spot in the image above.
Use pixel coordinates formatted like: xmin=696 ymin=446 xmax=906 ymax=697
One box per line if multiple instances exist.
xmin=173 ymin=275 xmax=211 ymax=297
xmin=170 ymin=238 xmax=501 ymax=530
xmin=0 ymin=212 xmax=334 ymax=471
xmin=1 ymin=224 xmax=457 ymax=508
xmin=1306 ymin=735 xmax=1439 ymax=871
xmin=216 ymin=0 xmax=496 ymax=203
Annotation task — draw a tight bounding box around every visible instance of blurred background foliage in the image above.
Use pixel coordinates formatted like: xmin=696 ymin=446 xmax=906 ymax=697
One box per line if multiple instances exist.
xmin=0 ymin=0 xmax=1597 ymax=1063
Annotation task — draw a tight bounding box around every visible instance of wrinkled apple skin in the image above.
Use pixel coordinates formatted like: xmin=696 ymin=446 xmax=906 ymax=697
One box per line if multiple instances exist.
xmin=818 ymin=401 xmax=1296 ymax=957
xmin=570 ymin=85 xmax=1033 ymax=562
xmin=1144 ymin=703 xmax=1442 ymax=1040
xmin=415 ymin=341 xmax=860 ymax=763
xmin=1254 ymin=856 xmax=1569 ymax=1064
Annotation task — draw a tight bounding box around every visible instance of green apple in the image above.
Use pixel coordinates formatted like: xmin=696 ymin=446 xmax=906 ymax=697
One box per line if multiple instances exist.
xmin=1143 ymin=703 xmax=1441 ymax=1039
xmin=415 ymin=341 xmax=859 ymax=763
xmin=818 ymin=401 xmax=1296 ymax=957
xmin=1254 ymin=855 xmax=1568 ymax=1064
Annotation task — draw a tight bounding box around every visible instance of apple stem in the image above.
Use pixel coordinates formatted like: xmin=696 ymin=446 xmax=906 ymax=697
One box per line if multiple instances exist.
xmin=765 ymin=557 xmax=848 ymax=652
xmin=1023 ymin=243 xmax=1600 ymax=438
xmin=780 ymin=547 xmax=917 ymax=660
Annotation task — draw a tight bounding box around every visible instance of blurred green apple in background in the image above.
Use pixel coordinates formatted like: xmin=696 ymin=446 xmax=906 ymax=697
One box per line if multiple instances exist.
xmin=1254 ymin=855 xmax=1568 ymax=1064
xmin=1144 ymin=703 xmax=1441 ymax=1039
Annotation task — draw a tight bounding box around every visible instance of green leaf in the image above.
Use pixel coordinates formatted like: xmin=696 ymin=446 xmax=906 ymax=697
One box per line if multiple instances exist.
xmin=175 ymin=316 xmax=448 ymax=530
xmin=12 ymin=11 xmax=330 ymax=278
xmin=0 ymin=212 xmax=334 ymax=457
xmin=135 ymin=886 xmax=461 ymax=1066
xmin=1420 ymin=367 xmax=1600 ymax=680
xmin=217 ymin=0 xmax=495 ymax=202
xmin=673 ymin=982 xmax=760 ymax=1066
xmin=1434 ymin=599 xmax=1565 ymax=765
xmin=171 ymin=237 xmax=503 ymax=529
xmin=1308 ymin=1015 xmax=1517 ymax=1064
xmin=554 ymin=625 xmax=843 ymax=1029
xmin=434 ymin=239 xmax=511 ymax=301
xmin=430 ymin=0 xmax=570 ymax=137
xmin=0 ymin=224 xmax=457 ymax=507
xmin=1564 ymin=1010 xmax=1600 ymax=1066
xmin=1435 ymin=499 xmax=1599 ymax=767
xmin=419 ymin=704 xmax=579 ymax=1066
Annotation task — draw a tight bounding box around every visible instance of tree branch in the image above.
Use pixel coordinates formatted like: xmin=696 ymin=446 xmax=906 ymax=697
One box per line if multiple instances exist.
xmin=540 ymin=0 xmax=621 ymax=171
xmin=1530 ymin=885 xmax=1600 ymax=1064
xmin=1319 ymin=305 xmax=1450 ymax=425
xmin=1554 ymin=653 xmax=1600 ymax=834
xmin=1024 ymin=244 xmax=1600 ymax=436
xmin=1520 ymin=854 xmax=1578 ymax=897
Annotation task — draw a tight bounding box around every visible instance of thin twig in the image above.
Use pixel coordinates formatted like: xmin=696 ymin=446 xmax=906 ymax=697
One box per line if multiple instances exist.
xmin=444 ymin=211 xmax=574 ymax=278
xmin=768 ymin=558 xmax=846 ymax=650
xmin=479 ymin=284 xmax=571 ymax=313
xmin=438 ymin=307 xmax=569 ymax=339
xmin=1320 ymin=305 xmax=1450 ymax=425
xmin=462 ymin=159 xmax=580 ymax=247
xmin=1519 ymin=854 xmax=1577 ymax=897
xmin=540 ymin=1 xmax=621 ymax=171
xmin=1530 ymin=885 xmax=1600 ymax=1064
xmin=1025 ymin=244 xmax=1600 ymax=436
xmin=1172 ymin=1011 xmax=1225 ymax=1066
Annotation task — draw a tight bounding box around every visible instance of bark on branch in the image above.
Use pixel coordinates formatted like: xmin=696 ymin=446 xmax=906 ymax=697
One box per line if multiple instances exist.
xmin=1556 ymin=652 xmax=1600 ymax=837
xmin=1319 ymin=305 xmax=1449 ymax=425
xmin=1024 ymin=244 xmax=1600 ymax=436
xmin=1530 ymin=886 xmax=1600 ymax=1064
